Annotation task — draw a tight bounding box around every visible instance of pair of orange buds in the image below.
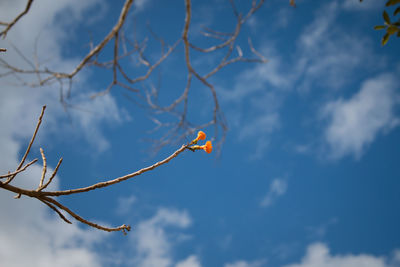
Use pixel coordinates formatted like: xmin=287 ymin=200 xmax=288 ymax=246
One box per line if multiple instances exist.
xmin=189 ymin=131 xmax=212 ymax=153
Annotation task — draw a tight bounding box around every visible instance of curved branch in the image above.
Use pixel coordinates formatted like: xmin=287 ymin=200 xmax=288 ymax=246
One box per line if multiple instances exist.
xmin=39 ymin=198 xmax=72 ymax=224
xmin=41 ymin=196 xmax=131 ymax=233
xmin=42 ymin=144 xmax=189 ymax=196
xmin=3 ymin=105 xmax=45 ymax=185
xmin=0 ymin=106 xmax=195 ymax=234
xmin=0 ymin=0 xmax=34 ymax=38
xmin=0 ymin=159 xmax=38 ymax=179
xmin=39 ymin=0 xmax=133 ymax=85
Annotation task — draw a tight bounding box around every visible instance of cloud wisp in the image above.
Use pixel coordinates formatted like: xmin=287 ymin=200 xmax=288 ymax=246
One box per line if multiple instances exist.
xmin=0 ymin=163 xmax=106 ymax=267
xmin=322 ymin=73 xmax=400 ymax=160
xmin=0 ymin=0 xmax=130 ymax=265
xmin=224 ymin=243 xmax=400 ymax=267
xmin=128 ymin=208 xmax=200 ymax=267
xmin=219 ymin=1 xmax=384 ymax=159
xmin=282 ymin=243 xmax=400 ymax=267
xmin=224 ymin=259 xmax=266 ymax=267
xmin=260 ymin=178 xmax=288 ymax=207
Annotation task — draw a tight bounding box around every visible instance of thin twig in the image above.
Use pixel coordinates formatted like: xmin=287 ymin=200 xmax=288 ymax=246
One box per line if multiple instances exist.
xmin=17 ymin=105 xmax=45 ymax=169
xmin=38 ymin=147 xmax=47 ymax=188
xmin=42 ymin=144 xmax=189 ymax=196
xmin=38 ymin=158 xmax=62 ymax=191
xmin=4 ymin=105 xmax=45 ymax=185
xmin=0 ymin=143 xmax=189 ymax=199
xmin=0 ymin=0 xmax=268 ymax=233
xmin=0 ymin=159 xmax=38 ymax=179
xmin=182 ymin=0 xmax=227 ymax=146
xmin=120 ymin=39 xmax=180 ymax=84
xmin=41 ymin=196 xmax=131 ymax=233
xmin=0 ymin=0 xmax=35 ymax=38
xmin=39 ymin=198 xmax=72 ymax=224
xmin=36 ymin=0 xmax=133 ymax=86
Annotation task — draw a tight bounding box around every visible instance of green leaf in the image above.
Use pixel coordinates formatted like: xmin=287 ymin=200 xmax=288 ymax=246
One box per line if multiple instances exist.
xmin=374 ymin=25 xmax=386 ymax=30
xmin=394 ymin=7 xmax=400 ymax=16
xmin=382 ymin=33 xmax=390 ymax=45
xmin=387 ymin=25 xmax=399 ymax=34
xmin=386 ymin=0 xmax=400 ymax=6
xmin=383 ymin=10 xmax=391 ymax=24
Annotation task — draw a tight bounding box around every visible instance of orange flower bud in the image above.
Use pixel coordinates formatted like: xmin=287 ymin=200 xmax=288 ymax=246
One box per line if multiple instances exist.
xmin=202 ymin=141 xmax=212 ymax=153
xmin=196 ymin=131 xmax=206 ymax=141
xmin=190 ymin=131 xmax=207 ymax=145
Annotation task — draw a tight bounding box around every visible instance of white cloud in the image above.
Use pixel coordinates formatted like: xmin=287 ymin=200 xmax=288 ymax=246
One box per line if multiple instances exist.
xmin=237 ymin=111 xmax=280 ymax=160
xmin=0 ymin=0 xmax=130 ymax=266
xmin=219 ymin=53 xmax=284 ymax=159
xmin=322 ymin=74 xmax=400 ymax=159
xmin=218 ymin=234 xmax=233 ymax=250
xmin=134 ymin=0 xmax=152 ymax=12
xmin=393 ymin=250 xmax=400 ymax=265
xmin=294 ymin=144 xmax=311 ymax=155
xmin=224 ymin=244 xmax=400 ymax=267
xmin=224 ymin=259 xmax=266 ymax=267
xmin=282 ymin=243 xmax=398 ymax=267
xmin=176 ymin=255 xmax=202 ymax=267
xmin=116 ymin=194 xmax=137 ymax=215
xmin=0 ymin=0 xmax=127 ymax=152
xmin=274 ymin=7 xmax=294 ymax=29
xmin=220 ymin=48 xmax=290 ymax=102
xmin=0 ymin=178 xmax=106 ymax=267
xmin=129 ymin=208 xmax=196 ymax=267
xmin=260 ymin=178 xmax=288 ymax=207
xmin=295 ymin=1 xmax=381 ymax=93
xmin=239 ymin=113 xmax=280 ymax=141
xmin=299 ymin=2 xmax=338 ymax=51
xmin=1 ymin=1 xmax=200 ymax=266
xmin=0 ymin=136 xmax=106 ymax=267
xmin=220 ymin=1 xmax=384 ymax=159
xmin=306 ymin=218 xmax=338 ymax=240
xmin=66 ymin=93 xmax=126 ymax=152
xmin=247 ymin=16 xmax=258 ymax=30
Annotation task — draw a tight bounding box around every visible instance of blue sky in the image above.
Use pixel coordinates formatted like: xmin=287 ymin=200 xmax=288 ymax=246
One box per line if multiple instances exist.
xmin=1 ymin=0 xmax=400 ymax=266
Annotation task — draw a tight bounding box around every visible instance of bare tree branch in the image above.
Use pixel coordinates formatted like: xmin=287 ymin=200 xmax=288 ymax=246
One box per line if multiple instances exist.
xmin=41 ymin=195 xmax=131 ymax=233
xmin=39 ymin=198 xmax=72 ymax=224
xmin=38 ymin=147 xmax=47 ymax=188
xmin=0 ymin=0 xmax=267 ymax=152
xmin=49 ymin=0 xmax=133 ymax=82
xmin=0 ymin=106 xmax=210 ymax=234
xmin=0 ymin=0 xmax=34 ymax=38
xmin=0 ymin=159 xmax=38 ymax=179
xmin=38 ymin=157 xmax=63 ymax=191
xmin=3 ymin=105 xmax=45 ymax=185
xmin=0 ymin=0 xmax=268 ymax=233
